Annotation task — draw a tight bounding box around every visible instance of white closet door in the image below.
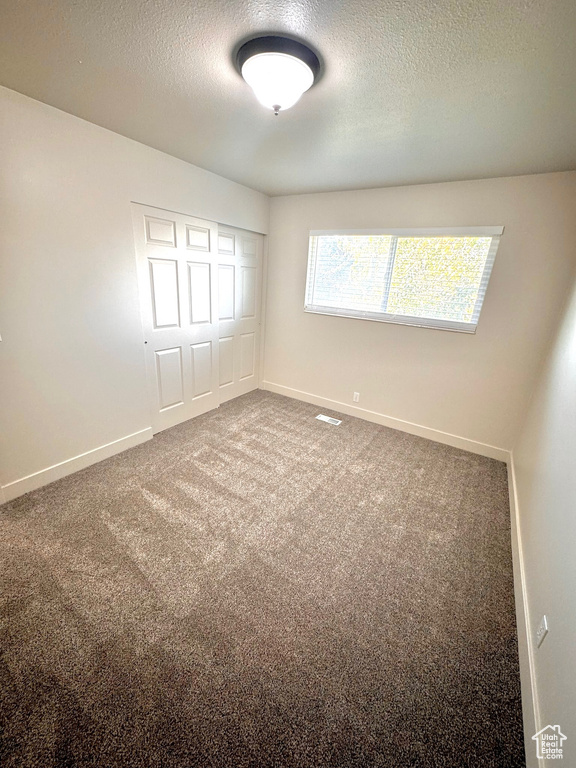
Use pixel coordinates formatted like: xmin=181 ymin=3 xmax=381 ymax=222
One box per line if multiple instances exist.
xmin=217 ymin=226 xmax=262 ymax=403
xmin=132 ymin=204 xmax=219 ymax=433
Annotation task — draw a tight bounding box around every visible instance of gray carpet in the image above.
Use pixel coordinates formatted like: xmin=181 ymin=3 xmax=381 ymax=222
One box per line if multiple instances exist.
xmin=0 ymin=390 xmax=525 ymax=767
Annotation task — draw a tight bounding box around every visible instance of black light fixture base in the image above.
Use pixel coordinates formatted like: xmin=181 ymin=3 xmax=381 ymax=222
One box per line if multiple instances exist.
xmin=236 ymin=36 xmax=321 ymax=83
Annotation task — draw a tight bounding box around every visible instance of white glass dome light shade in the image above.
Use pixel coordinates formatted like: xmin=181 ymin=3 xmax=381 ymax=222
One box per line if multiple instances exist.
xmin=236 ymin=37 xmax=320 ymax=115
xmin=241 ymin=52 xmax=314 ymax=113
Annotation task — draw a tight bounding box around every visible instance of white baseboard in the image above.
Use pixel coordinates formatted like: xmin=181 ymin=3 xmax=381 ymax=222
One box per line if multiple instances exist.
xmin=508 ymin=453 xmax=541 ymax=768
xmin=261 ymin=381 xmax=509 ymax=461
xmin=1 ymin=427 xmax=153 ymax=503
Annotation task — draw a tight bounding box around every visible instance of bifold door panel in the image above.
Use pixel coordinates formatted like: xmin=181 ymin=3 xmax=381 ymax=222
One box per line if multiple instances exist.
xmin=217 ymin=225 xmax=262 ymax=402
xmin=132 ymin=205 xmax=262 ymax=433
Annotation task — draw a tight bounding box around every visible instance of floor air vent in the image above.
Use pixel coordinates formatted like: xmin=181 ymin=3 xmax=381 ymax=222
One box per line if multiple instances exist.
xmin=316 ymin=414 xmax=342 ymax=426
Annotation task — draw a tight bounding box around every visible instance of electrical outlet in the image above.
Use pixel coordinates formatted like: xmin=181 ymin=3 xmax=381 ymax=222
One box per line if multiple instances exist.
xmin=353 ymin=392 xmax=360 ymax=403
xmin=536 ymin=615 xmax=549 ymax=648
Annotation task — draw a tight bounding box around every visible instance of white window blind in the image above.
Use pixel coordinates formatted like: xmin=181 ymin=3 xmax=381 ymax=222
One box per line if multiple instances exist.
xmin=305 ymin=227 xmax=503 ymax=332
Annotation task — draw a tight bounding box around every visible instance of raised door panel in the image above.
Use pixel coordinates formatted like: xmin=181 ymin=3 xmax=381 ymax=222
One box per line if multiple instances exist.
xmin=191 ymin=341 xmax=213 ymax=398
xmin=188 ymin=262 xmax=211 ymax=324
xmin=241 ymin=266 xmax=257 ymax=319
xmin=145 ymin=216 xmax=177 ymax=247
xmin=187 ymin=225 xmax=210 ymax=251
xmin=241 ymin=235 xmax=257 ymax=257
xmin=240 ymin=333 xmax=255 ymax=380
xmin=218 ymin=336 xmax=234 ymax=388
xmin=155 ymin=347 xmax=184 ymax=410
xmin=218 ymin=232 xmax=235 ymax=256
xmin=218 ymin=265 xmax=235 ymax=321
xmin=149 ymin=259 xmax=180 ymax=328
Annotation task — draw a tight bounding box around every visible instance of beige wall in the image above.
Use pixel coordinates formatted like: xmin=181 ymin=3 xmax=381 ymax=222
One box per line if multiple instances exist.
xmin=0 ymin=86 xmax=269 ymax=500
xmin=3 ymin=82 xmax=576 ymax=760
xmin=512 ymin=269 xmax=576 ymax=754
xmin=263 ymin=173 xmax=576 ymax=454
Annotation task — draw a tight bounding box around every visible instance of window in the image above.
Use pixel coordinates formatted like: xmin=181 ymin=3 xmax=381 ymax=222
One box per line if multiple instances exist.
xmin=305 ymin=227 xmax=503 ymax=332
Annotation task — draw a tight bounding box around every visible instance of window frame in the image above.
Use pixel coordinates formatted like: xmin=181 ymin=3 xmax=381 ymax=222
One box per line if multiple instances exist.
xmin=304 ymin=226 xmax=504 ymax=333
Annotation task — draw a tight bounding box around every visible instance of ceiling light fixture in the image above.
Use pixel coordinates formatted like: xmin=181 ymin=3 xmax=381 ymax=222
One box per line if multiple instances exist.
xmin=237 ymin=36 xmax=320 ymax=116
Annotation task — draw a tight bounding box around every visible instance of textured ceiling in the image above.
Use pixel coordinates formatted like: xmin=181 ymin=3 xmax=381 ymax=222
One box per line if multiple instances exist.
xmin=1 ymin=0 xmax=575 ymax=195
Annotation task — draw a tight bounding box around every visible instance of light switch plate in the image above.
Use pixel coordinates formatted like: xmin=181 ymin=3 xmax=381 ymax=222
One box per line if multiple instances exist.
xmin=536 ymin=615 xmax=549 ymax=648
